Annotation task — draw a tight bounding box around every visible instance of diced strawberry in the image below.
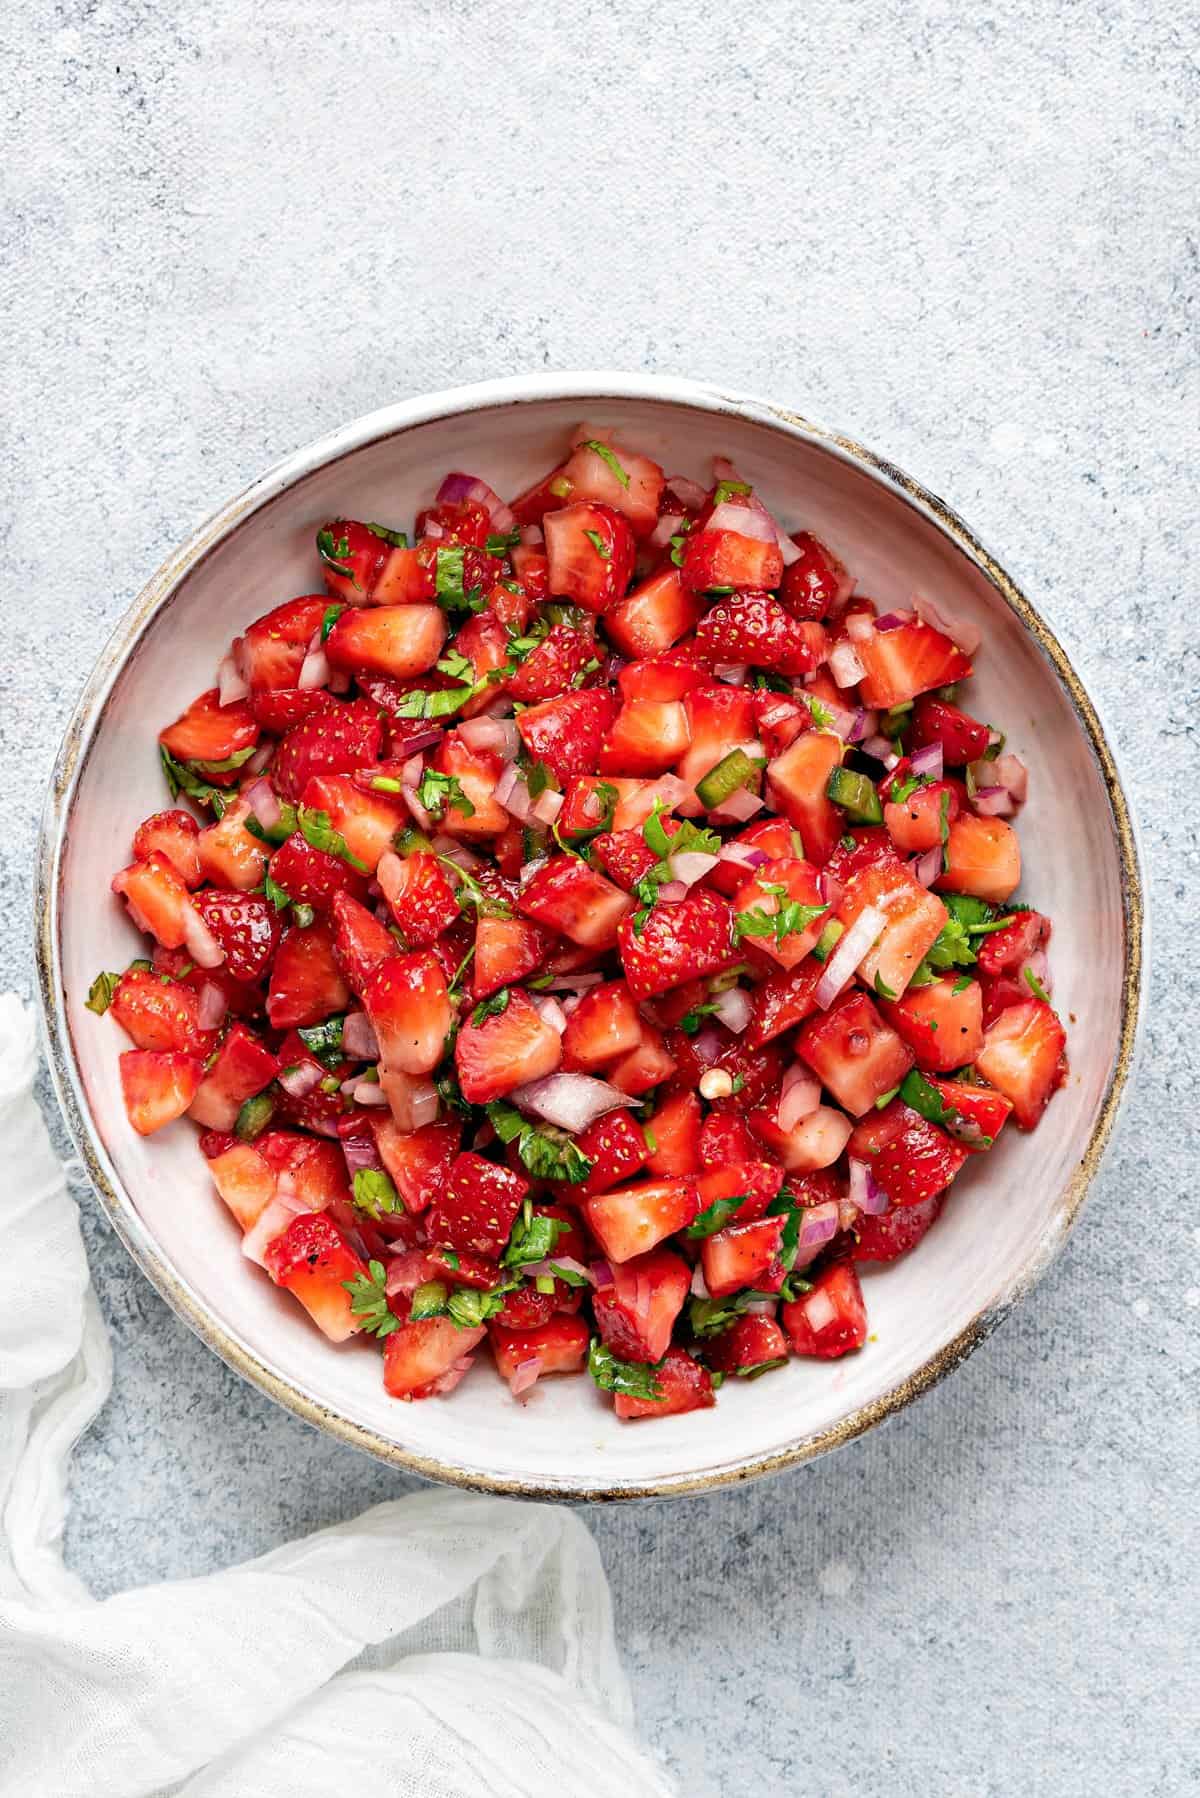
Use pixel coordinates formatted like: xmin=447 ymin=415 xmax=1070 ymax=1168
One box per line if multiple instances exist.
xmin=836 ymin=859 xmax=949 ymax=998
xmin=848 ymin=1099 xmax=969 ymax=1205
xmin=371 ymin=1116 xmax=460 ymax=1214
xmin=260 ymin=1211 xmax=366 ymax=1341
xmin=592 ymin=1247 xmax=691 ymax=1362
xmin=697 ymin=1110 xmax=759 ymax=1166
xmin=674 ymin=684 xmax=756 ymax=813
xmin=518 ymin=855 xmax=632 ymax=950
xmin=361 ymin=951 xmax=451 ymax=1076
xmin=196 ymin=799 xmax=269 ymax=891
xmin=707 ymin=1035 xmax=786 ymax=1111
xmin=695 ymin=591 xmax=820 ymax=675
xmin=132 ymin=810 xmax=202 ymax=888
xmin=561 ymin=980 xmax=642 ymax=1071
xmin=266 ymin=918 xmax=351 ymax=1029
xmin=561 ymin=1109 xmax=650 ymax=1197
xmin=194 ymin=890 xmax=281 ymax=984
xmin=324 ymin=604 xmax=446 ymax=681
xmin=510 ymin=466 xmax=572 ymax=526
xmin=779 ymin=532 xmax=853 ymax=620
xmin=644 ymin=1089 xmax=702 ymax=1176
xmin=701 ymin=1216 xmax=787 ymax=1298
xmin=782 ymin=1261 xmax=868 ymax=1359
xmin=704 ymin=818 xmax=795 ymax=897
xmin=681 ymin=527 xmax=783 ymax=594
xmin=235 ymin=596 xmax=330 ymax=689
xmin=299 ymin=773 xmax=408 ymax=871
xmin=109 ymin=967 xmax=216 ymax=1056
xmin=375 ymin=850 xmax=459 ymax=947
xmin=516 ymin=688 xmax=622 ymax=786
xmin=974 ymin=998 xmax=1067 ymax=1129
xmin=797 ymin=989 xmax=913 ymax=1116
xmin=605 ymin=567 xmax=704 ymax=659
xmin=373 ymin=543 xmax=441 ymax=606
xmin=249 ymin=687 xmax=339 ymax=733
xmin=428 ymin=1151 xmax=529 ymax=1258
xmin=329 ymin=890 xmax=396 ymax=994
xmin=598 ymin=699 xmax=691 ymax=776
xmin=884 ymin=780 xmax=961 ymax=854
xmin=613 ymin=1346 xmax=716 ymax=1420
xmin=910 ymin=695 xmax=992 ymax=765
xmin=111 ymin=853 xmax=193 ymax=950
xmin=975 ymin=908 xmax=1050 ymax=976
xmin=822 ymin=827 xmax=897 ymax=891
xmin=315 ymin=520 xmax=399 ymax=601
xmin=748 ymin=1105 xmax=854 ymax=1173
xmin=506 ymin=622 xmax=598 ymax=702
xmin=268 ymin=832 xmax=368 ymax=911
xmin=584 ymin=1178 xmax=699 ymax=1263
xmin=383 ymin=1316 xmax=486 ymax=1399
xmin=880 ymin=976 xmax=984 ymax=1073
xmin=425 ymin=1246 xmax=502 ymax=1291
xmin=590 ymin=818 xmax=677 ymax=891
xmin=851 ymin=1194 xmax=944 ymax=1262
xmin=920 ymin=1075 xmax=1013 ymax=1149
xmin=731 ymin=856 xmax=828 ymax=970
xmin=159 ymin=688 xmax=259 ymax=770
xmin=751 ymin=690 xmax=813 ymax=757
xmin=693 ymin=1159 xmax=785 ymax=1226
xmin=272 ymin=700 xmax=384 ymax=802
xmin=455 ymin=986 xmax=562 ymax=1103
xmin=188 ymin=1022 xmax=279 ymax=1130
xmin=490 ymin=1313 xmax=591 ymax=1395
xmin=766 ymin=730 xmax=845 ymax=865
xmin=258 ymin=1131 xmax=351 ymax=1207
xmin=543 ymin=502 xmax=635 ymax=612
xmin=509 ymin=544 xmax=549 ymax=602
xmin=618 ymin=890 xmax=736 ymax=999
xmin=205 ymin=1140 xmax=276 ymax=1230
xmin=745 ymin=958 xmax=824 ymax=1047
xmin=607 ymin=1018 xmax=677 ymax=1097
xmin=414 ymin=498 xmax=492 ymax=547
xmin=492 ymin=1284 xmax=558 ymax=1333
xmin=701 ymin=1313 xmax=790 ymax=1375
xmin=118 ymin=1049 xmax=202 ymax=1135
xmin=421 ymin=732 xmax=509 ymax=840
xmin=936 ymin=815 xmax=1022 ymax=905
xmin=152 ymin=945 xmax=262 ymax=1019
xmin=471 ymin=915 xmax=549 ymax=999
xmin=855 ymin=618 xmax=972 ymax=709
xmin=560 ymin=435 xmax=665 ymax=536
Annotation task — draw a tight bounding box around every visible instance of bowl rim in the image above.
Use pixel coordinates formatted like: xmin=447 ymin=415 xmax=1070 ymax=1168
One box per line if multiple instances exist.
xmin=34 ymin=370 xmax=1145 ymax=1500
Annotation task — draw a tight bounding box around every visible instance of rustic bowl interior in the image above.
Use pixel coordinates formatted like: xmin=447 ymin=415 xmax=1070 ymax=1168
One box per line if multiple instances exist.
xmin=41 ymin=379 xmax=1139 ymax=1496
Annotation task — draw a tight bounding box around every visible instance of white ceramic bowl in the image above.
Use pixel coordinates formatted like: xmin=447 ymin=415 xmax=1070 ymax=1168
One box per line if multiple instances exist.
xmin=36 ymin=374 xmax=1143 ymax=1499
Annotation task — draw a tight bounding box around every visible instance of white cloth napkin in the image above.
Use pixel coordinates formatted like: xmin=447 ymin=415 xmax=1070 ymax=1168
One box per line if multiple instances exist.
xmin=0 ymin=997 xmax=674 ymax=1797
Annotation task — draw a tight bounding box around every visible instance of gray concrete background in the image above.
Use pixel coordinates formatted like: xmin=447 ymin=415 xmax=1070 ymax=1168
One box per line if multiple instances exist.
xmin=3 ymin=3 xmax=1196 ymax=1792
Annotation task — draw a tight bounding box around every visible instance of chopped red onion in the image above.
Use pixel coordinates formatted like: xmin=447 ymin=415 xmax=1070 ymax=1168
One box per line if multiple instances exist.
xmin=341 ymin=1134 xmax=383 ymax=1180
xmin=422 ymin=517 xmax=446 ymax=541
xmin=522 ymin=1255 xmax=594 ymax=1289
xmin=707 ymin=500 xmax=776 ymax=541
xmin=341 ymin=1011 xmax=380 ymax=1060
xmin=494 ymin=762 xmax=532 ymax=822
xmin=913 ymin=593 xmax=981 ymax=657
xmin=542 ymin=971 xmax=605 ymax=994
xmin=386 ymin=1250 xmax=438 ymax=1297
xmin=349 ymin=1081 xmax=389 ymax=1107
xmin=711 ymin=785 xmax=764 ymax=824
xmin=690 ymin=1263 xmax=710 ymax=1298
xmin=778 ymin=1063 xmax=822 ymax=1130
xmin=615 ymin=775 xmax=691 ymax=828
xmin=744 ymin=1298 xmax=777 ymax=1317
xmin=518 ymin=523 xmax=544 ymax=546
xmin=844 ymin=612 xmax=876 ymax=644
xmin=667 ymin=849 xmax=721 ymax=888
xmin=244 ymin=742 xmax=275 ymax=777
xmin=590 ymin=1259 xmax=615 ymax=1290
xmin=510 ymin=1073 xmax=628 ymax=1132
xmin=1022 ymin=948 xmax=1052 ymax=995
xmin=518 ymin=856 xmax=549 ymax=888
xmin=708 ymin=986 xmax=750 ymax=1035
xmin=717 ymin=841 xmax=770 ymax=872
xmin=873 ymin=610 xmax=913 ymax=632
xmin=196 ymin=982 xmax=227 ymax=1031
xmin=973 ymin=786 xmax=1015 ymax=817
xmin=849 ymin=1156 xmax=888 ymax=1214
xmin=797 ymin=1201 xmax=840 ymax=1248
xmin=435 ymin=472 xmax=515 ymax=534
xmin=861 ymin=734 xmax=900 ymax=767
xmin=991 ymin=753 xmax=1028 ymax=803
xmin=691 ymin=1028 xmax=724 ymax=1067
xmin=530 ymin=788 xmax=564 ymax=826
xmin=911 ymin=846 xmax=943 ymax=888
xmin=774 ymin=524 xmax=801 ymax=566
xmin=713 ymin=662 xmax=750 ymax=685
xmin=182 ymin=904 xmax=226 ymax=970
xmin=297 ymin=645 xmax=331 ymax=691
xmin=433 ymin=835 xmax=483 ymax=871
xmin=508 ymin=1357 xmax=542 ymax=1399
xmin=380 ymin=1070 xmax=439 ymax=1130
xmin=217 ymin=653 xmax=250 ymax=707
xmin=829 ymin=640 xmax=867 ymax=689
xmin=814 ymin=904 xmax=886 ymax=1009
xmin=532 ymin=994 xmax=569 ymax=1035
xmin=909 ymin=741 xmax=944 ymax=781
xmin=846 ymin=708 xmax=874 ymax=745
xmin=648 ymin=510 xmax=685 ymax=550
xmin=666 ymin=474 xmax=707 ymax=510
xmin=277 ymin=1061 xmax=324 ymax=1099
xmin=655 ymin=880 xmax=689 ymax=905
xmin=241 ymin=1193 xmax=309 ymax=1268
xmin=244 ymin=778 xmax=282 ymax=833
xmin=458 ymin=715 xmax=520 ymax=760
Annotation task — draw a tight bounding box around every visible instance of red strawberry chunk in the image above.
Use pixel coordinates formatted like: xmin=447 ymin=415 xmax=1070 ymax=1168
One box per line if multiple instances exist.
xmin=262 ymin=1212 xmax=368 ymax=1341
xmin=558 ymin=1109 xmax=650 ymax=1198
xmin=267 ymin=919 xmax=351 ymax=1030
xmin=584 ymin=1178 xmax=699 ymax=1264
xmin=745 ymin=958 xmax=824 ymax=1047
xmin=975 ymin=909 xmax=1051 ymax=977
xmin=591 ymin=818 xmax=680 ymax=892
xmin=848 ymin=1100 xmax=969 ymax=1206
xmin=507 ymin=622 xmax=598 ymax=702
xmin=363 ymin=951 xmax=452 ymax=1076
xmin=516 ymin=688 xmax=621 ymax=786
xmin=372 ymin=1116 xmax=460 ymax=1214
xmin=701 ymin=1216 xmax=787 ymax=1298
xmin=613 ymin=1346 xmax=716 ymax=1420
xmin=696 ymin=591 xmax=820 ymax=675
xmin=471 ymin=915 xmax=549 ymax=999
xmin=617 ymin=890 xmax=736 ymax=999
xmin=330 ymin=890 xmax=396 ymax=994
xmin=455 ymin=987 xmax=562 ymax=1104
xmin=974 ymin=998 xmax=1067 ymax=1129
xmin=428 ymin=1151 xmax=529 ymax=1259
xmin=111 ymin=853 xmax=193 ymax=950
xmin=606 ymin=1018 xmax=677 ymax=1097
xmin=159 ymin=688 xmax=259 ymax=769
xmin=236 ymin=595 xmax=330 ymax=690
xmin=492 ymin=1285 xmax=558 ymax=1333
xmin=782 ymin=1262 xmax=868 ymax=1359
xmin=490 ymin=1314 xmax=591 ymax=1395
xmin=779 ymin=532 xmax=853 ymax=620
xmin=268 ymin=833 xmax=368 ymax=911
xmin=697 ymin=1110 xmax=759 ymax=1166
xmin=855 ymin=618 xmax=972 ymax=710
xmin=195 ymin=799 xmax=269 ymax=892
xmin=681 ymin=527 xmax=783 ymax=594
xmin=605 ymin=568 xmax=704 ymax=660
xmin=132 ymin=810 xmax=202 ymax=888
xmin=731 ymin=855 xmax=828 ymax=970
xmin=543 ymin=501 xmax=636 ymax=613
xmin=880 ymin=976 xmax=984 ymax=1073
xmin=194 ymin=891 xmax=282 ymax=984
xmin=694 ymin=1159 xmax=785 ymax=1225
xmin=517 ymin=854 xmax=632 ymax=950
xmin=910 ymin=694 xmax=992 ymax=766
xmin=324 ymin=604 xmax=447 ymax=681
xmin=188 ymin=1023 xmax=279 ymax=1131
xmin=272 ymin=700 xmax=384 ymax=801
xmin=383 ymin=1316 xmax=486 ymax=1399
xmin=376 ymin=850 xmax=460 ymax=947
xmin=851 ymin=1194 xmax=944 ymax=1262
xmin=109 ymin=968 xmax=216 ymax=1057
xmin=644 ymin=1089 xmax=703 ymax=1176
xmin=561 ymin=980 xmax=642 ymax=1071
xmin=702 ymin=1313 xmax=790 ymax=1376
xmin=592 ymin=1247 xmax=690 ymax=1362
xmin=119 ymin=1049 xmax=202 ymax=1135
xmin=797 ymin=989 xmax=914 ymax=1116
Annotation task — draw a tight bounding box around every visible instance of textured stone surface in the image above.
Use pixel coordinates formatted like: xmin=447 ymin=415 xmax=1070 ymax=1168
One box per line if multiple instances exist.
xmin=3 ymin=3 xmax=1196 ymax=1793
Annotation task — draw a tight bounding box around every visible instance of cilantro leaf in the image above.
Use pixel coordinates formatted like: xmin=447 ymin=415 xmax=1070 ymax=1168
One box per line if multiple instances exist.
xmin=341 ymin=1259 xmax=401 ymax=1337
xmin=487 ymin=1102 xmax=594 ymax=1186
xmin=485 ymin=527 xmax=521 ymax=555
xmin=394 ymin=684 xmax=473 ymax=719
xmin=582 ymin=529 xmax=610 ymax=561
xmin=447 ymin=1285 xmax=513 ymax=1328
xmin=734 ymin=899 xmax=828 ymax=948
xmin=297 ymin=806 xmax=369 ymax=872
xmin=873 ymin=971 xmax=898 ymax=1001
xmin=687 ymin=1292 xmax=756 ymax=1337
xmin=471 ymin=988 xmax=511 ymax=1027
xmin=587 ymin=1337 xmax=664 ymax=1400
xmin=417 ymin=768 xmax=475 ymax=820
xmin=316 ymin=528 xmax=356 ymax=583
xmin=439 ymin=855 xmax=512 ymax=919
xmin=502 ymin=1199 xmax=571 ymax=1267
xmin=678 ymin=1000 xmax=720 ymax=1035
xmin=159 ymin=747 xmax=228 ymax=817
xmin=262 ymin=871 xmax=292 ymax=913
xmin=686 ymin=1193 xmax=748 ymax=1239
xmin=583 ymin=440 xmax=631 ymax=487
xmin=321 ymin=603 xmax=345 ymax=642
xmin=86 ymin=970 xmax=121 ymax=1015
xmin=244 ymin=798 xmax=298 ymax=846
xmin=365 ymin=522 xmax=408 ymax=548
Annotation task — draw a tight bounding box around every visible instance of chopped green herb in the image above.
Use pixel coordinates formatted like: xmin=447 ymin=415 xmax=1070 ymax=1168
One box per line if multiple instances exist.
xmin=873 ymin=971 xmax=898 ymax=1001
xmin=365 ymin=522 xmax=408 ymax=548
xmin=262 ymin=871 xmax=291 ymax=913
xmin=416 ymin=768 xmax=475 ymax=820
xmin=342 ymin=1260 xmax=402 ymax=1337
xmin=485 ymin=528 xmax=521 ymax=554
xmin=804 ymin=694 xmax=837 ymax=730
xmin=735 ymin=897 xmax=828 ymax=949
xmin=583 ymin=440 xmax=631 ymax=487
xmin=297 ymin=806 xmax=369 ymax=872
xmin=244 ymin=798 xmax=298 ymax=846
xmin=524 ymin=759 xmax=556 ymax=801
xmin=643 ymin=1124 xmax=658 ymax=1154
xmin=686 ymin=1193 xmax=749 ymax=1238
xmin=186 ymin=745 xmax=259 ymax=777
xmin=712 ymin=478 xmax=752 ymax=506
xmin=320 ymin=603 xmax=345 ymax=641
xmin=316 ymin=528 xmax=356 ymax=583
xmin=582 ymin=528 xmax=610 ymax=561
xmin=687 ymin=1292 xmax=756 ymax=1337
xmin=159 ymin=747 xmax=228 ymax=817
xmin=875 ymin=1085 xmax=901 ymax=1109
xmin=1024 ymin=967 xmax=1052 ymax=1005
xmin=503 ymin=1200 xmax=571 ymax=1267
xmin=471 ymin=988 xmax=511 ymax=1027
xmin=488 ymin=1101 xmax=593 ymax=1185
xmin=587 ymin=1338 xmax=664 ymax=1400
xmin=85 ymin=971 xmax=121 ymax=1015
xmin=393 ymin=684 xmax=473 ymax=720
xmin=371 ymin=776 xmax=404 ymax=794
xmin=737 ymin=1358 xmax=789 ymax=1380
xmin=439 ymin=856 xmax=513 ymax=919
xmin=678 ymin=1000 xmax=720 ymax=1035
xmin=812 ymin=919 xmax=845 ymax=964
xmin=951 ymin=974 xmax=973 ymax=994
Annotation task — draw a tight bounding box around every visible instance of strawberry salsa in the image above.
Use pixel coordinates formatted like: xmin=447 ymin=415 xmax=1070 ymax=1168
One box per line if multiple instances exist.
xmin=92 ymin=428 xmax=1067 ymax=1418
